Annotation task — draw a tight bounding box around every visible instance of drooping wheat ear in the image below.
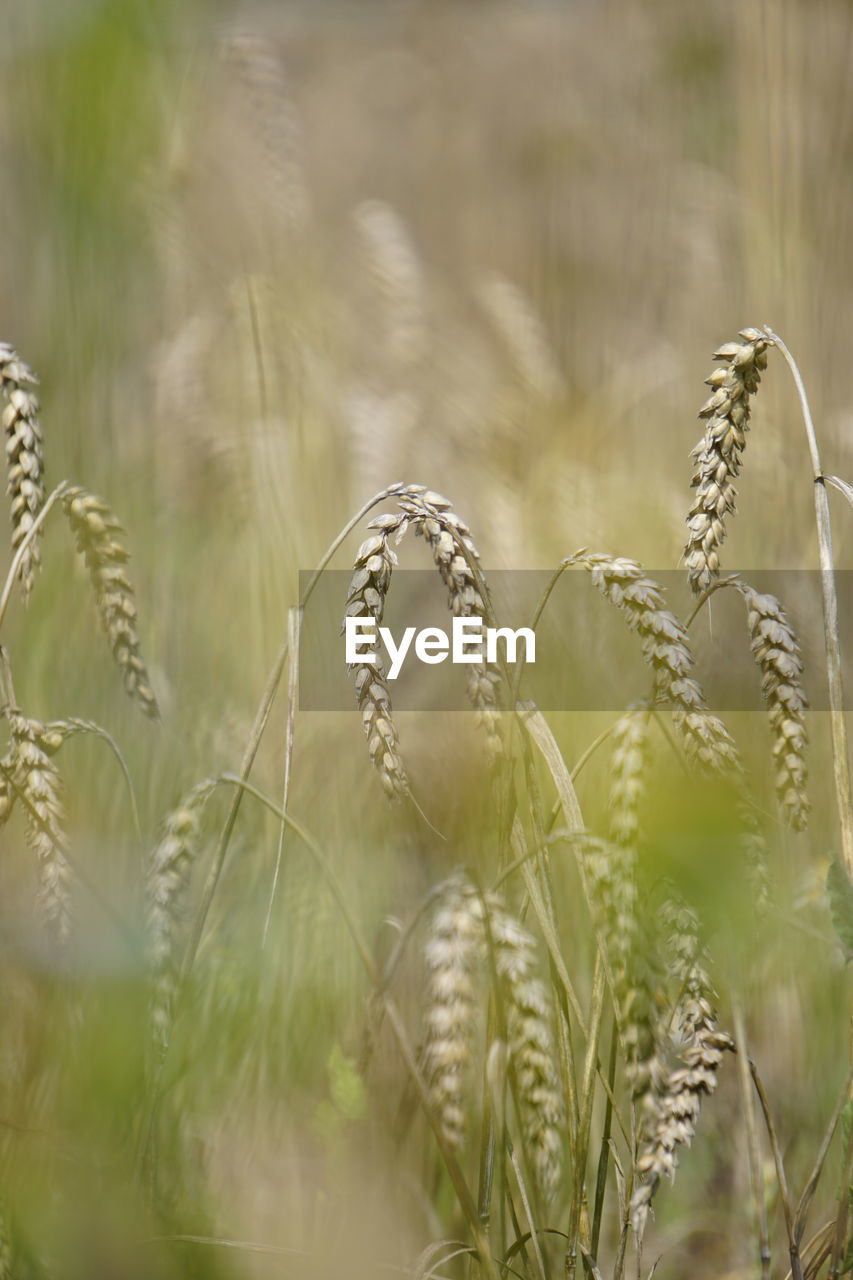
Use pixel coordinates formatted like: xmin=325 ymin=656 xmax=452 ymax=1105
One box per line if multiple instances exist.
xmin=146 ymin=780 xmax=216 ymax=1055
xmin=3 ymin=711 xmax=71 ymax=949
xmin=421 ymin=873 xmax=481 ymax=1150
xmin=605 ymin=708 xmax=669 ymax=1119
xmin=484 ymin=893 xmax=565 ymax=1203
xmin=632 ymin=893 xmax=734 ymax=1233
xmin=684 ymin=329 xmax=771 ymax=594
xmin=345 ymin=512 xmax=410 ymax=799
xmin=476 ymin=274 xmax=564 ymax=400
xmin=1 ymin=344 xmax=45 ymax=600
xmin=354 ymin=201 xmax=425 ymax=369
xmin=736 ymin=583 xmax=810 ymax=830
xmin=398 ymin=488 xmax=503 ymax=760
xmin=567 ymin=554 xmax=739 ymax=774
xmin=62 ymin=487 xmax=159 ymax=719
xmin=580 ymin=836 xmax=666 ymax=1123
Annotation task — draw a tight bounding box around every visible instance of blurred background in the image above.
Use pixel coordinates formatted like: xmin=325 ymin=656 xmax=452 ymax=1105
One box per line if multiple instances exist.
xmin=0 ymin=1 xmax=851 ymax=1276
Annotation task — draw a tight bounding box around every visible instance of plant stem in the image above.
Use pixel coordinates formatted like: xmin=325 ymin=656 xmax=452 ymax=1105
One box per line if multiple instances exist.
xmin=766 ymin=329 xmax=853 ymax=876
xmin=0 ymin=481 xmax=67 ymax=633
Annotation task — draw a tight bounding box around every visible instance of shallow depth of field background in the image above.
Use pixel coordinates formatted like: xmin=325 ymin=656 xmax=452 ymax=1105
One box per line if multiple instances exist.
xmin=0 ymin=1 xmax=851 ymax=1276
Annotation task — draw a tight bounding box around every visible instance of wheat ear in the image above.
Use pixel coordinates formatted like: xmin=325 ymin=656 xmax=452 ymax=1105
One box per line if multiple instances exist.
xmin=684 ymin=328 xmax=771 ymax=593
xmin=345 ymin=512 xmax=410 ymax=799
xmin=581 ymin=836 xmax=666 ymax=1128
xmin=3 ymin=711 xmax=71 ymax=949
xmin=632 ymin=893 xmax=733 ymax=1232
xmin=485 ymin=893 xmax=565 ymax=1203
xmin=476 ymin=274 xmax=564 ymax=400
xmin=146 ymin=780 xmax=216 ymax=1054
xmin=62 ymin=487 xmax=159 ymax=719
xmin=421 ymin=874 xmax=481 ymax=1150
xmin=737 ymin=583 xmax=810 ymax=831
xmin=398 ymin=488 xmax=503 ymax=759
xmin=1 ymin=344 xmax=45 ymax=600
xmin=354 ymin=201 xmax=425 ymax=369
xmin=567 ymin=554 xmax=738 ymax=774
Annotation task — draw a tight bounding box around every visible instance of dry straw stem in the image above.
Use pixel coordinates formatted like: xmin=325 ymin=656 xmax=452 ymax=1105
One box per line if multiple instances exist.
xmin=763 ymin=327 xmax=853 ymax=877
xmin=62 ymin=486 xmax=159 ymax=720
xmin=684 ymin=328 xmax=771 ymax=594
xmin=736 ymin=582 xmax=810 ymax=831
xmin=1 ymin=343 xmax=45 ymax=601
xmin=631 ymin=894 xmax=733 ymax=1235
xmin=0 ymin=482 xmax=67 ymax=634
xmin=3 ymin=710 xmax=71 ymax=949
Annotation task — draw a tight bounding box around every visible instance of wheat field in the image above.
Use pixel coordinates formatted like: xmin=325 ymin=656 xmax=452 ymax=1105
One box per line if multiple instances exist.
xmin=0 ymin=2 xmax=852 ymax=1277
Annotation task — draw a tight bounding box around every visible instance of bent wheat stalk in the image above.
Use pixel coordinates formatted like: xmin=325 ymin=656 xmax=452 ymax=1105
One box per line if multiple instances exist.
xmin=763 ymin=329 xmax=853 ymax=875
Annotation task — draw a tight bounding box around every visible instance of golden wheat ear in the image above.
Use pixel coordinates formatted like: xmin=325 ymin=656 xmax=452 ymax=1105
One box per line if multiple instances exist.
xmin=484 ymin=892 xmax=565 ymax=1204
xmin=1 ymin=344 xmax=45 ymax=601
xmin=421 ymin=873 xmax=481 ymax=1151
xmin=345 ymin=511 xmax=410 ymax=799
xmin=631 ymin=892 xmax=733 ymax=1236
xmin=3 ymin=711 xmax=71 ymax=951
xmin=61 ymin=487 xmax=159 ymax=719
xmin=684 ymin=329 xmax=771 ymax=593
xmin=146 ymin=781 xmax=216 ymax=1057
xmin=737 ymin=583 xmax=810 ymax=831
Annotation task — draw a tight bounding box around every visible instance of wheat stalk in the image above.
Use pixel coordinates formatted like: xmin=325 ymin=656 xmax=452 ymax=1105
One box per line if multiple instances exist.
xmin=1 ymin=343 xmax=45 ymax=600
xmin=398 ymin=488 xmax=503 ymax=760
xmin=354 ymin=201 xmax=425 ymax=370
xmin=631 ymin=893 xmax=733 ymax=1233
xmin=581 ymin=835 xmax=666 ymax=1128
xmin=222 ymin=30 xmax=309 ymax=231
xmin=345 ymin=512 xmax=410 ymax=799
xmin=684 ymin=328 xmax=771 ymax=593
xmin=3 ymin=710 xmax=71 ymax=949
xmin=347 ymin=486 xmax=502 ymax=792
xmin=62 ymin=486 xmax=159 ymax=719
xmin=421 ymin=874 xmax=481 ymax=1150
xmin=146 ymin=780 xmax=216 ymax=1055
xmin=485 ymin=893 xmax=565 ymax=1203
xmin=609 ymin=704 xmax=651 ymax=848
xmin=476 ymin=274 xmax=564 ymax=400
xmin=566 ymin=553 xmax=738 ymax=774
xmin=736 ymin=582 xmax=810 ymax=831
